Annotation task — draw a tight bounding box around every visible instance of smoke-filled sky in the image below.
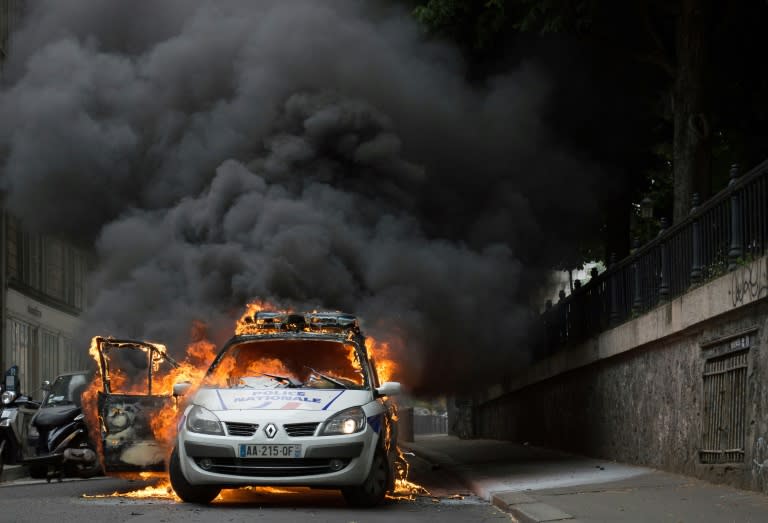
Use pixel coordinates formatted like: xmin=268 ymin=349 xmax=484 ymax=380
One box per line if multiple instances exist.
xmin=0 ymin=0 xmax=611 ymax=393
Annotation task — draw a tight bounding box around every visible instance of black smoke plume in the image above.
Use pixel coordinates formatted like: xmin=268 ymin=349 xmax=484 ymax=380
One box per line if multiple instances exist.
xmin=0 ymin=0 xmax=607 ymax=393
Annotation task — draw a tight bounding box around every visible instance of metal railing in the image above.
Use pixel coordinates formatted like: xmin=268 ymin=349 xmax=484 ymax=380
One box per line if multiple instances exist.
xmin=541 ymin=161 xmax=768 ymax=354
xmin=413 ymin=414 xmax=448 ymax=435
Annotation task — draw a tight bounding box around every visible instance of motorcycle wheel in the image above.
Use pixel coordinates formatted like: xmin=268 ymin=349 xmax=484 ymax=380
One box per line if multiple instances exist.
xmin=0 ymin=441 xmax=5 ymax=477
xmin=72 ymin=442 xmax=102 ymax=479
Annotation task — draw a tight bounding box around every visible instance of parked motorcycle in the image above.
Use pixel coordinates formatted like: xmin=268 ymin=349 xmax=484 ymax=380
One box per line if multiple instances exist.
xmin=0 ymin=366 xmax=40 ymax=478
xmin=25 ymin=371 xmax=101 ymax=481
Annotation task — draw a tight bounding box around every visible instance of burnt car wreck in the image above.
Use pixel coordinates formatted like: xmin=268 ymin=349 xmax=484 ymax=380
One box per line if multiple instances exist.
xmin=93 ymin=337 xmax=179 ymax=472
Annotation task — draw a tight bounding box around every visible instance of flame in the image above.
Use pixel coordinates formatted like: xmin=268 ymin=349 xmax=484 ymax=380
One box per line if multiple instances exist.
xmin=82 ymin=338 xmax=105 ymax=467
xmin=206 ymin=356 xmax=292 ymax=388
xmin=84 ymin=482 xmax=310 ymax=502
xmin=84 ymin=473 xmax=429 ymax=503
xmin=83 ymin=479 xmax=179 ymax=500
xmin=388 ymin=478 xmax=431 ymax=501
xmin=365 ymin=338 xmax=399 ymax=384
xmin=148 ymin=337 xmax=218 ymax=446
xmin=235 ymin=300 xmax=288 ymax=335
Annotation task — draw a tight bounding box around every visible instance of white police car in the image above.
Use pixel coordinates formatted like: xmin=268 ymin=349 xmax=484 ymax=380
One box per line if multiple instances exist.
xmin=169 ymin=312 xmax=401 ymax=507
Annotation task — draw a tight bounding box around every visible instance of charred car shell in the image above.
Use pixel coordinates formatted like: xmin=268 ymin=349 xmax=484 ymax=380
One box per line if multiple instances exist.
xmin=94 ymin=338 xmax=179 ymax=472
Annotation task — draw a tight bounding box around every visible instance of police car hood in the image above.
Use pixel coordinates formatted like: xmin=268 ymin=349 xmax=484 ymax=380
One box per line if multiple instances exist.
xmin=193 ymin=387 xmax=372 ymax=415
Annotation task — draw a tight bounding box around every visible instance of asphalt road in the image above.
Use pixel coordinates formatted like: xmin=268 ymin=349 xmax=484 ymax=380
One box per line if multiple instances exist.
xmin=0 ymin=454 xmax=508 ymax=523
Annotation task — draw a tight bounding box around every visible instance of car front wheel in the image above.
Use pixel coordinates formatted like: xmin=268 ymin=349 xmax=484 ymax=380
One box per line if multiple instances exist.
xmin=169 ymin=447 xmax=220 ymax=504
xmin=341 ymin=450 xmax=389 ymax=508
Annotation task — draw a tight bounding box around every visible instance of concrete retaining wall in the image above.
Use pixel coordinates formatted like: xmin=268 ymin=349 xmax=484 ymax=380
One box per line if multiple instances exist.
xmin=477 ymin=256 xmax=768 ymax=492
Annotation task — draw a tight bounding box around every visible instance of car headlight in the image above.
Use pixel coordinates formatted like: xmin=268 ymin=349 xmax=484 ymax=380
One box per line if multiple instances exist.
xmin=321 ymin=406 xmax=366 ymax=435
xmin=186 ymin=405 xmax=224 ymax=435
xmin=1 ymin=391 xmax=16 ymax=405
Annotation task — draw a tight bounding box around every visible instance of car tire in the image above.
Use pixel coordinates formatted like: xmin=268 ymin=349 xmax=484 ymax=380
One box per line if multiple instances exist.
xmin=341 ymin=449 xmax=389 ymax=508
xmin=169 ymin=447 xmax=220 ymax=504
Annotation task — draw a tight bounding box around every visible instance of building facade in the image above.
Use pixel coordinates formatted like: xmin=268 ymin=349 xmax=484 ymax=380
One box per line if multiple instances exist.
xmin=1 ymin=1 xmax=89 ymax=395
xmin=2 ymin=212 xmax=89 ymax=395
xmin=0 ymin=0 xmax=23 ymax=68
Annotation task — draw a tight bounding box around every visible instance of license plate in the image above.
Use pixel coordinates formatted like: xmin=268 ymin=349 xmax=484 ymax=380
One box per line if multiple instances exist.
xmin=239 ymin=444 xmax=302 ymax=459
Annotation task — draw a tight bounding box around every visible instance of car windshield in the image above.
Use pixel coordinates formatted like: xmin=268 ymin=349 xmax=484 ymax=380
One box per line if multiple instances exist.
xmin=43 ymin=373 xmax=88 ymax=407
xmin=207 ymin=339 xmax=368 ymax=390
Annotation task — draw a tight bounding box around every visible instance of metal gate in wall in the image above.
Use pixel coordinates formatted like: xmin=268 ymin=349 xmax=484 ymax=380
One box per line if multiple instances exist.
xmin=700 ymin=349 xmax=749 ymax=464
xmin=5 ymin=318 xmax=83 ymax=397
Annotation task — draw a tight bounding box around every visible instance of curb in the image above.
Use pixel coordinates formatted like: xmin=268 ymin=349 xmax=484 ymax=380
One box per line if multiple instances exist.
xmin=400 ymin=441 xmax=461 ymax=469
xmin=491 ymin=490 xmax=576 ymax=523
xmin=0 ymin=465 xmax=28 ymax=484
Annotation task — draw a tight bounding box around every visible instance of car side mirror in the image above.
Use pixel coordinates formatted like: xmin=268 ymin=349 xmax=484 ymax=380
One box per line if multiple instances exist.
xmin=41 ymin=380 xmax=51 ymax=392
xmin=173 ymin=381 xmax=192 ymax=397
xmin=375 ymin=382 xmax=401 ymax=397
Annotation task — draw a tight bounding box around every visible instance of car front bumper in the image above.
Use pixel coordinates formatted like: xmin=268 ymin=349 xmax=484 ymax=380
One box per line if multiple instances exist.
xmin=176 ymin=428 xmax=377 ymax=487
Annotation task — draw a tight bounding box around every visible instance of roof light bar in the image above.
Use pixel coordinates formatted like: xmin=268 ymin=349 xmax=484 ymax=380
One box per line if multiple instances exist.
xmin=238 ymin=311 xmax=360 ymax=335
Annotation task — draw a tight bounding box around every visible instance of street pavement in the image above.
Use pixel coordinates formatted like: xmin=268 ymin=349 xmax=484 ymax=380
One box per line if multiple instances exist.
xmin=0 ymin=449 xmax=506 ymax=523
xmin=403 ymin=434 xmax=768 ymax=523
xmin=7 ymin=435 xmax=768 ymax=522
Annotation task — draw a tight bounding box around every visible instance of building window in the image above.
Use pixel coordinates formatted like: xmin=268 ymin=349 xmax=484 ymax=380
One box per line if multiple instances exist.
xmin=1 ymin=0 xmax=25 ymax=67
xmin=24 ymin=231 xmax=42 ymax=290
xmin=60 ymin=337 xmax=86 ymax=372
xmin=69 ymin=251 xmax=86 ymax=309
xmin=6 ymin=214 xmax=19 ymax=279
xmin=5 ymin=214 xmax=89 ymax=311
xmin=45 ymin=238 xmax=65 ymax=300
xmin=6 ymin=317 xmax=39 ymax=395
xmin=40 ymin=330 xmax=59 ymax=383
xmin=700 ymin=349 xmax=749 ymax=464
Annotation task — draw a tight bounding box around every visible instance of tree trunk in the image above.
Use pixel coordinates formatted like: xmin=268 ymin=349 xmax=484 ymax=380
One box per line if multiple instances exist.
xmin=605 ymin=187 xmax=631 ymax=261
xmin=673 ymin=0 xmax=712 ymax=224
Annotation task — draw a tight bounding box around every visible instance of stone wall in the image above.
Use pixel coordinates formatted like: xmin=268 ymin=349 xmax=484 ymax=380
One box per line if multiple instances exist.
xmin=477 ymin=256 xmax=768 ymax=492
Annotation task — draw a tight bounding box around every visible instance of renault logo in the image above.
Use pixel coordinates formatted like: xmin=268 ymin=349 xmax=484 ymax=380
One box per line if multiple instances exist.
xmin=264 ymin=423 xmax=278 ymax=439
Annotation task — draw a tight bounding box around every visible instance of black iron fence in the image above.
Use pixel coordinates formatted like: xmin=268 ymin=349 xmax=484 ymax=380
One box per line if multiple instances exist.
xmin=541 ymin=161 xmax=768 ymax=354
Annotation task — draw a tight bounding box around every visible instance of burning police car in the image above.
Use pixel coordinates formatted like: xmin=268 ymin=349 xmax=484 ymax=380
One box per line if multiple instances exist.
xmin=169 ymin=311 xmax=402 ymax=507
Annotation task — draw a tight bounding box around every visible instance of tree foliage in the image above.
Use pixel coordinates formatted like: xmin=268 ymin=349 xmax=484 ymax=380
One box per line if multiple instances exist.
xmin=409 ymin=0 xmax=768 ymax=260
xmin=412 ymin=0 xmax=510 ymax=49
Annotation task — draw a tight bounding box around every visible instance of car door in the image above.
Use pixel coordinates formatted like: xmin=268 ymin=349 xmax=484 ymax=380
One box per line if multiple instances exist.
xmin=94 ymin=337 xmax=179 ymax=472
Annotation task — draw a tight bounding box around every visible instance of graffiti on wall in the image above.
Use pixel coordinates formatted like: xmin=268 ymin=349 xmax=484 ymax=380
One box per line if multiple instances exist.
xmin=730 ymin=257 xmax=768 ymax=307
xmin=753 ymin=437 xmax=768 ymax=493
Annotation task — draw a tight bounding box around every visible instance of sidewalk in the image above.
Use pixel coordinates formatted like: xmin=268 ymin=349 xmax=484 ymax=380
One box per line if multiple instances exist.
xmin=403 ymin=434 xmax=768 ymax=523
xmin=0 ymin=465 xmax=27 ymax=483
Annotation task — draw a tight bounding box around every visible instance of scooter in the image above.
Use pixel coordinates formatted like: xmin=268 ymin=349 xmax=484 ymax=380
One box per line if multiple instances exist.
xmin=0 ymin=366 xmax=40 ymax=478
xmin=24 ymin=371 xmax=101 ymax=481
